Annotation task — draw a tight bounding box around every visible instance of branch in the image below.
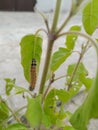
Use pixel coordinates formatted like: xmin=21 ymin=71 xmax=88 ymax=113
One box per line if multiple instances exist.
xmin=67 ymin=42 xmax=89 ymax=90
xmin=35 ymin=28 xmax=48 ymax=36
xmin=51 ymin=0 xmax=62 ymax=32
xmin=42 ymin=74 xmax=55 ymax=103
xmin=57 ymin=31 xmax=98 ymax=90
xmin=0 ymin=97 xmax=21 ymax=124
xmin=57 ymin=31 xmax=98 ymax=53
xmin=56 ymin=0 xmax=85 ymax=34
xmin=39 ymin=0 xmax=62 ymax=94
xmin=35 ymin=8 xmax=50 ymax=32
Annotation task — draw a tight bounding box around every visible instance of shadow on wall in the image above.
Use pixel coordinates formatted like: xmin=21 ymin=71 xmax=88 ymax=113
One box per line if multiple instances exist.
xmin=36 ymin=0 xmax=71 ymax=12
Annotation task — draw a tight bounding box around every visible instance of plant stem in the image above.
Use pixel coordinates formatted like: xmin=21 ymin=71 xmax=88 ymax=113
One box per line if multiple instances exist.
xmin=54 ymin=74 xmax=66 ymax=82
xmin=8 ymin=105 xmax=27 ymax=119
xmin=42 ymin=74 xmax=55 ymax=102
xmin=7 ymin=104 xmax=22 ymax=123
xmin=56 ymin=0 xmax=85 ymax=34
xmin=39 ymin=0 xmax=62 ymax=94
xmin=56 ymin=13 xmax=72 ymax=34
xmin=0 ymin=97 xmax=21 ymax=124
xmin=67 ymin=50 xmax=83 ymax=91
xmin=56 ymin=0 xmax=73 ymax=34
xmin=57 ymin=31 xmax=98 ymax=90
xmin=35 ymin=8 xmax=50 ymax=32
xmin=57 ymin=31 xmax=98 ymax=52
xmin=51 ymin=0 xmax=62 ymax=32
xmin=39 ymin=38 xmax=54 ymax=94
xmin=35 ymin=28 xmax=48 ymax=36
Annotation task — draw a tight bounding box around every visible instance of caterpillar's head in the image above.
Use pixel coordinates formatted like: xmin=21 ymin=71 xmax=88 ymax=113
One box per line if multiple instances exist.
xmin=31 ymin=58 xmax=36 ymax=66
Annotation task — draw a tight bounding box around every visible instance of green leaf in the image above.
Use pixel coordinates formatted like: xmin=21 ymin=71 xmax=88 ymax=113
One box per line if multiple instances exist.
xmin=55 ymin=89 xmax=70 ymax=103
xmin=64 ymin=111 xmax=72 ymax=119
xmin=5 ymin=78 xmax=28 ymax=95
xmin=0 ymin=125 xmax=2 ymax=130
xmin=42 ymin=112 xmax=52 ymax=128
xmin=14 ymin=86 xmax=28 ymax=94
xmin=96 ymin=39 xmax=98 ymax=42
xmin=80 ymin=75 xmax=94 ymax=89
xmin=0 ymin=125 xmax=3 ymax=130
xmin=5 ymin=123 xmax=27 ymax=130
xmin=64 ymin=126 xmax=76 ymax=130
xmin=82 ymin=0 xmax=98 ymax=35
xmin=20 ymin=34 xmax=42 ymax=82
xmin=56 ymin=118 xmax=65 ymax=127
xmin=44 ymin=89 xmax=58 ymax=124
xmin=44 ymin=89 xmax=70 ymax=124
xmin=0 ymin=99 xmax=9 ymax=123
xmin=65 ymin=25 xmax=81 ymax=50
xmin=58 ymin=109 xmax=67 ymax=120
xmin=66 ymin=63 xmax=88 ymax=96
xmin=70 ymin=70 xmax=98 ymax=130
xmin=25 ymin=96 xmax=42 ymax=128
xmin=4 ymin=78 xmax=16 ymax=95
xmin=51 ymin=48 xmax=71 ymax=71
xmin=44 ymin=89 xmax=70 ymax=110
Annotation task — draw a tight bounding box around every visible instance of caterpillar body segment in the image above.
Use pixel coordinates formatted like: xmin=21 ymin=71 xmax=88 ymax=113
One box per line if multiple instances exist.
xmin=29 ymin=58 xmax=37 ymax=91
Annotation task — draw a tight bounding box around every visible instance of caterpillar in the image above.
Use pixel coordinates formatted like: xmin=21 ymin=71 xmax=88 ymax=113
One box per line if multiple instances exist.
xmin=29 ymin=58 xmax=37 ymax=91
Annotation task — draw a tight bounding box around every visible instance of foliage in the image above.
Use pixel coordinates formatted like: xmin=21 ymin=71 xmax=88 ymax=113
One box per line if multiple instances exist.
xmin=20 ymin=34 xmax=42 ymax=82
xmin=0 ymin=0 xmax=98 ymax=130
xmin=70 ymin=0 xmax=98 ymax=129
xmin=70 ymin=71 xmax=98 ymax=130
xmin=51 ymin=25 xmax=81 ymax=72
xmin=65 ymin=25 xmax=81 ymax=50
xmin=0 ymin=98 xmax=9 ymax=124
xmin=44 ymin=89 xmax=70 ymax=125
xmin=66 ymin=62 xmax=90 ymax=96
xmin=25 ymin=96 xmax=42 ymax=128
xmin=82 ymin=0 xmax=98 ymax=35
xmin=5 ymin=124 xmax=27 ymax=130
xmin=51 ymin=47 xmax=71 ymax=71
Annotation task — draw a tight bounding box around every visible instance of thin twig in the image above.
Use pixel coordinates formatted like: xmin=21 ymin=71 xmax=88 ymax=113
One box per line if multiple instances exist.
xmin=56 ymin=13 xmax=72 ymax=35
xmin=51 ymin=0 xmax=62 ymax=32
xmin=35 ymin=8 xmax=50 ymax=32
xmin=0 ymin=97 xmax=21 ymax=124
xmin=56 ymin=0 xmax=85 ymax=34
xmin=54 ymin=75 xmax=66 ymax=82
xmin=35 ymin=28 xmax=48 ymax=36
xmin=57 ymin=31 xmax=98 ymax=52
xmin=45 ymin=20 xmax=50 ymax=33
xmin=67 ymin=52 xmax=82 ymax=91
xmin=67 ymin=41 xmax=90 ymax=91
xmin=42 ymin=73 xmax=55 ymax=103
xmin=72 ymin=50 xmax=81 ymax=55
xmin=8 ymin=105 xmax=27 ymax=120
xmin=56 ymin=0 xmax=73 ymax=34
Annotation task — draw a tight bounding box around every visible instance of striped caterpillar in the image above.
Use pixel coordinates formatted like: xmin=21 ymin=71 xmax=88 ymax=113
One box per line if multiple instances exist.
xmin=29 ymin=58 xmax=37 ymax=91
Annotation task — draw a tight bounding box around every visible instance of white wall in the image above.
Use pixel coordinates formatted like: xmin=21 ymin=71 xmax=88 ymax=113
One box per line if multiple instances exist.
xmin=36 ymin=0 xmax=71 ymax=12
